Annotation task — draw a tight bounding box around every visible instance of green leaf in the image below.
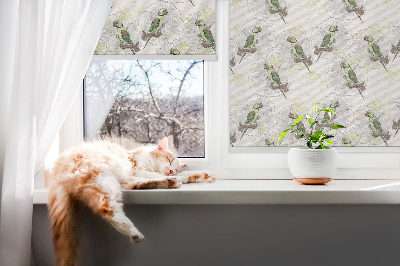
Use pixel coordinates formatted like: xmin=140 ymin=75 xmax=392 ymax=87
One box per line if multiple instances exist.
xmin=315 ymin=145 xmax=323 ymax=149
xmin=331 ymin=124 xmax=345 ymax=129
xmin=314 ymin=131 xmax=324 ymax=138
xmin=278 ymin=129 xmax=289 ymax=141
xmin=325 ymin=139 xmax=333 ymax=144
xmin=308 ymin=118 xmax=312 ymax=125
xmin=324 ymin=109 xmax=333 ymax=113
xmin=307 ymin=140 xmax=313 ymax=148
xmin=310 ymin=121 xmax=318 ymax=128
xmin=293 ymin=116 xmax=304 ymax=125
xmin=309 ymin=133 xmax=319 ymax=141
xmin=321 ymin=135 xmax=334 ymax=140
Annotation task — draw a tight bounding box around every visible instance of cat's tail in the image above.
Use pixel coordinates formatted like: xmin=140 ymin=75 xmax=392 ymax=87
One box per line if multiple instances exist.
xmin=48 ymin=183 xmax=78 ymax=266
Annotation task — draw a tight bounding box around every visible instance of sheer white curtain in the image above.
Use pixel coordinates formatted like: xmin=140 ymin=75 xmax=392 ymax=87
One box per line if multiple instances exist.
xmin=0 ymin=0 xmax=113 ymax=265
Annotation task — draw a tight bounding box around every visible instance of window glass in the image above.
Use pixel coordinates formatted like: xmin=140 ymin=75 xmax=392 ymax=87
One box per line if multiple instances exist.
xmin=84 ymin=60 xmax=205 ymax=158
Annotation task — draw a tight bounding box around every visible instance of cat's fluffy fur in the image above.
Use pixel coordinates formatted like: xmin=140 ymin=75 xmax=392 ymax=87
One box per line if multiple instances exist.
xmin=48 ymin=137 xmax=215 ymax=266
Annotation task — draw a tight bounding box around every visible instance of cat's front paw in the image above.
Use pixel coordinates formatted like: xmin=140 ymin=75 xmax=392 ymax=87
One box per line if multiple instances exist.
xmin=177 ymin=163 xmax=187 ymax=173
xmin=203 ymin=171 xmax=217 ymax=183
xmin=166 ymin=177 xmax=182 ymax=189
xmin=130 ymin=232 xmax=145 ymax=243
xmin=187 ymin=171 xmax=217 ymax=183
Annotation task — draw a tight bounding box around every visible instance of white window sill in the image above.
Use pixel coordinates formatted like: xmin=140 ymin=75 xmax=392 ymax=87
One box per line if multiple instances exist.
xmin=33 ymin=180 xmax=400 ymax=205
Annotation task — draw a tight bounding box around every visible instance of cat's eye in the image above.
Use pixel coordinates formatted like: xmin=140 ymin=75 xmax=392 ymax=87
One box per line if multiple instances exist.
xmin=83 ymin=60 xmax=205 ymax=158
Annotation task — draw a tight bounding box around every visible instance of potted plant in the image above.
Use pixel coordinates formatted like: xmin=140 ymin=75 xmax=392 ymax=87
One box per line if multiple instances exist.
xmin=278 ymin=105 xmax=345 ymax=185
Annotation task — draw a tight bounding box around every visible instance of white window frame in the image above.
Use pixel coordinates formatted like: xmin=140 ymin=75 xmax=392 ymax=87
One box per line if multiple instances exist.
xmin=57 ymin=0 xmax=400 ymax=181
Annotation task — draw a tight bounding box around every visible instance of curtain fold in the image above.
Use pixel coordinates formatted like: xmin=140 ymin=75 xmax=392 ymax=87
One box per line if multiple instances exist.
xmin=94 ymin=0 xmax=217 ymax=60
xmin=0 ymin=0 xmax=113 ymax=265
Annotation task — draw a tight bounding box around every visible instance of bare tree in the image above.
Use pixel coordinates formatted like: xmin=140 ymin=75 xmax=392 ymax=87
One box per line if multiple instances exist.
xmin=85 ymin=60 xmax=204 ymax=157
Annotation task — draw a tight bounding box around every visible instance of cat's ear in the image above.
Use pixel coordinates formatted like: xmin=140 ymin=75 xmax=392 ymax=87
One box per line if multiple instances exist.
xmin=167 ymin=135 xmax=178 ymax=155
xmin=157 ymin=137 xmax=168 ymax=151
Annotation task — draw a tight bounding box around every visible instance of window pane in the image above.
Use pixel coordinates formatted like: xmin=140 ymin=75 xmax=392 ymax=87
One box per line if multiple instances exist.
xmin=84 ymin=60 xmax=204 ymax=158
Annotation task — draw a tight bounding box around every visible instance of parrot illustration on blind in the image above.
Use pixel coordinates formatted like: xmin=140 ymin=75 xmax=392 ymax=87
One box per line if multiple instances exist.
xmin=364 ymin=35 xmax=389 ymax=72
xmin=340 ymin=61 xmax=366 ymax=98
xmin=195 ymin=19 xmax=215 ymax=48
xmin=238 ymin=26 xmax=262 ymax=63
xmin=170 ymin=48 xmax=180 ymax=55
xmin=264 ymin=63 xmax=289 ymax=99
xmin=113 ymin=20 xmax=140 ymax=54
xmin=365 ymin=111 xmax=390 ymax=146
xmin=342 ymin=137 xmax=353 ymax=147
xmin=143 ymin=8 xmax=168 ymax=49
xmin=289 ymin=112 xmax=307 ymax=139
xmin=315 ymin=25 xmax=338 ymax=61
xmin=287 ymin=36 xmax=312 ymax=73
xmin=239 ymin=102 xmax=263 ymax=140
xmin=343 ymin=0 xmax=365 ymax=23
xmin=266 ymin=0 xmax=288 ymax=23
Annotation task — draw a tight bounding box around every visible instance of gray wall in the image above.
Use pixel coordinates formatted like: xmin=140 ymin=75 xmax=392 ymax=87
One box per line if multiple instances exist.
xmin=32 ymin=205 xmax=400 ymax=266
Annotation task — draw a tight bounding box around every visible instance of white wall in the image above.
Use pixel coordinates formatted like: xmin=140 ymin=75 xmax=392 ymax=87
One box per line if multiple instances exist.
xmin=33 ymin=204 xmax=400 ymax=266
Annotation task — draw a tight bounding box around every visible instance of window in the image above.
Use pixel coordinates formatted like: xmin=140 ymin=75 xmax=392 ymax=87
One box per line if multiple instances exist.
xmin=84 ymin=60 xmax=205 ymax=158
xmin=55 ymin=0 xmax=400 ymax=182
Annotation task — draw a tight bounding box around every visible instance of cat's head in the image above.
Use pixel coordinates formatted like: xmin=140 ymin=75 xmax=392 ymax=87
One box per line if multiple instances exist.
xmin=149 ymin=137 xmax=179 ymax=176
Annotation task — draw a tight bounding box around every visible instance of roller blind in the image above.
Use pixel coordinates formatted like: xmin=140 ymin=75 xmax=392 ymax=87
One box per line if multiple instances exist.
xmin=94 ymin=0 xmax=216 ymax=60
xmin=229 ymin=0 xmax=400 ymax=148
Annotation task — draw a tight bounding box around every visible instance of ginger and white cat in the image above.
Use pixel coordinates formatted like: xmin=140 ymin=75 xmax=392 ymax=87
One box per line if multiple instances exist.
xmin=48 ymin=137 xmax=216 ymax=266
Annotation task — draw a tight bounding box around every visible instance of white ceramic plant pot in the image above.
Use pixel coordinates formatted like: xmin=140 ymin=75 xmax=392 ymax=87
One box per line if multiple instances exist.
xmin=288 ymin=148 xmax=338 ymax=185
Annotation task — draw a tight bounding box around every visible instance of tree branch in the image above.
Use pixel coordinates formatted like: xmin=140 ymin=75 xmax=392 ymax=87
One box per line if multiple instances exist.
xmin=137 ymin=61 xmax=162 ymax=115
xmin=174 ymin=60 xmax=202 ymax=115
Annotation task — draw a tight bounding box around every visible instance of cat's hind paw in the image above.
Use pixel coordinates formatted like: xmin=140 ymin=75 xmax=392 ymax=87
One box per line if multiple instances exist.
xmin=166 ymin=177 xmax=182 ymax=189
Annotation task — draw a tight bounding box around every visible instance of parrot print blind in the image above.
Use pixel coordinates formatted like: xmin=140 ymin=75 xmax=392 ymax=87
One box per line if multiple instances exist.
xmin=94 ymin=0 xmax=216 ymax=59
xmin=229 ymin=0 xmax=400 ymax=147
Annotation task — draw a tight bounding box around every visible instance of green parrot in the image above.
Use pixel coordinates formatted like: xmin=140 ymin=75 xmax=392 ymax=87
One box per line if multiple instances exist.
xmin=365 ymin=111 xmax=389 ymax=146
xmin=113 ymin=20 xmax=138 ymax=54
xmin=321 ymin=101 xmax=340 ymax=124
xmin=144 ymin=8 xmax=168 ymax=48
xmin=240 ymin=102 xmax=263 ymax=139
xmin=239 ymin=26 xmax=262 ymax=63
xmin=265 ymin=138 xmax=275 ymax=147
xmin=364 ymin=35 xmax=388 ymax=72
xmin=287 ymin=36 xmax=311 ymax=73
xmin=344 ymin=0 xmax=363 ymax=22
xmin=264 ymin=63 xmax=287 ymax=99
xmin=342 ymin=137 xmax=353 ymax=146
xmin=393 ymin=39 xmax=400 ymax=62
xmin=289 ymin=112 xmax=306 ymax=138
xmin=317 ymin=25 xmax=339 ymax=61
xmin=170 ymin=48 xmax=180 ymax=55
xmin=195 ymin=19 xmax=215 ymax=45
xmin=266 ymin=0 xmax=286 ymax=23
xmin=340 ymin=61 xmax=364 ymax=98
